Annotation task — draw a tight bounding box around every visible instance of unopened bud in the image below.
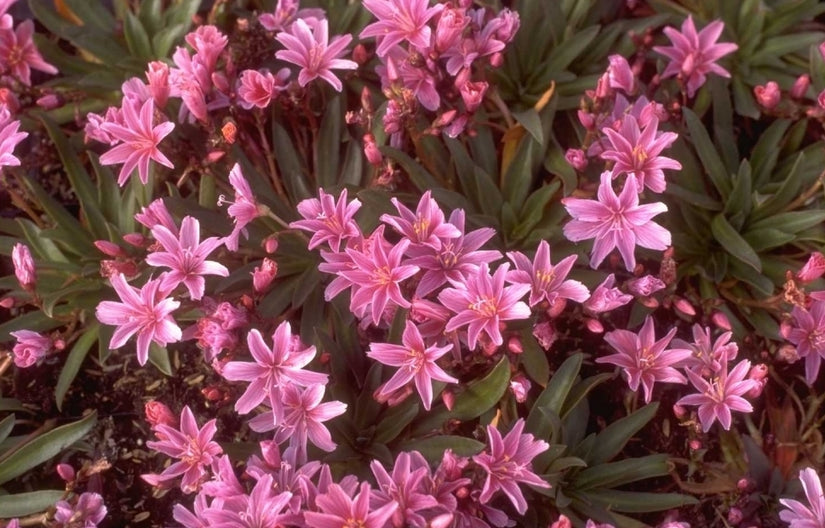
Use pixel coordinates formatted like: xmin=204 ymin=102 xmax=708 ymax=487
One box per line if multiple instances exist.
xmin=252 ymin=258 xmax=278 ymax=293
xmin=585 ymin=318 xmax=604 ymax=333
xmin=122 ymin=233 xmax=147 ymax=247
xmin=711 ymin=311 xmax=732 ymax=331
xmin=36 ymin=94 xmax=62 ymax=110
xmin=727 ymin=507 xmax=743 ymax=525
xmin=221 ymin=121 xmax=237 ymax=144
xmin=673 ymin=297 xmax=696 ymax=317
xmin=565 ymin=148 xmax=587 ymax=171
xmin=550 ymin=515 xmax=573 ymax=528
xmin=689 ymin=439 xmax=702 ymax=451
xmin=363 ymin=133 xmax=382 ymax=165
xmin=441 ymin=390 xmax=454 ymax=411
xmin=0 ymin=297 xmax=14 ymax=308
xmin=509 ymin=373 xmax=531 ymax=403
xmin=94 ymin=240 xmax=124 ymax=257
xmin=737 ymin=477 xmax=752 ymax=491
xmin=791 ymin=74 xmax=810 ymax=99
xmin=56 ymin=463 xmax=75 ymax=482
xmin=352 ymin=44 xmax=369 ymax=65
xmin=263 ymin=235 xmax=279 ymax=254
xmin=507 ymin=336 xmax=523 ymax=354
xmin=145 ymin=401 xmax=176 ymax=430
xmin=672 ymin=403 xmax=687 ymax=419
xmin=206 ymin=150 xmax=226 ymax=162
xmin=754 ymin=81 xmax=780 ymax=110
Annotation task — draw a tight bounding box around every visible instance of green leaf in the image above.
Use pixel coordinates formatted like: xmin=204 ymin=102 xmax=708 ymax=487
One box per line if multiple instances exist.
xmin=750 ymin=211 xmax=825 ymax=234
xmin=683 ymin=108 xmax=731 ymax=198
xmin=0 ymin=414 xmax=14 ymax=445
xmin=0 ymin=308 xmax=66 ymax=337
xmin=512 ymin=108 xmax=544 ymax=145
xmin=21 ymin=179 xmax=95 ymax=255
xmin=124 ymin=12 xmax=154 ymax=59
xmin=559 ymin=373 xmax=613 ymax=421
xmin=527 ymin=353 xmax=582 ymax=434
xmin=723 ymin=160 xmax=752 ymax=223
xmin=373 ymin=400 xmax=420 ymax=445
xmin=512 ymin=181 xmax=561 ymax=240
xmin=750 ymin=152 xmax=805 ymax=221
xmin=399 ymin=436 xmax=484 ymax=463
xmin=272 ymin=121 xmax=311 ymax=203
xmin=63 ymin=0 xmax=116 ymax=32
xmin=742 ymin=228 xmax=795 ymax=253
xmin=315 ymin=95 xmax=342 ymax=188
xmin=711 ymin=214 xmax=761 ymax=272
xmin=0 ymin=411 xmax=97 ymax=486
xmin=55 ymin=323 xmax=99 ymax=411
xmin=411 ymin=358 xmax=510 ymax=435
xmin=582 ymin=489 xmax=698 ymax=513
xmin=665 ymin=182 xmax=723 ymax=211
xmin=502 ymin=135 xmax=538 ymax=206
xmin=544 ymin=25 xmax=600 ymax=73
xmin=520 ymin=329 xmax=550 ymax=387
xmin=148 ymin=343 xmax=173 ymax=376
xmin=380 ymin=146 xmax=441 ymax=191
xmin=0 ymin=490 xmax=66 ymax=519
xmin=751 ymin=32 xmax=825 ymax=65
xmin=750 ymin=119 xmax=791 ymax=187
xmin=587 ymin=403 xmax=658 ymax=465
xmin=152 ymin=23 xmax=188 ymax=57
xmin=572 ymin=454 xmax=669 ymax=490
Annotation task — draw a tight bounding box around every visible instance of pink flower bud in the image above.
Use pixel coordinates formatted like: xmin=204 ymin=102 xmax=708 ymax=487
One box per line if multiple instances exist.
xmin=459 ymin=80 xmax=487 ymax=112
xmin=797 ymin=251 xmax=825 ymax=282
xmin=673 ymin=297 xmax=696 ymax=317
xmin=607 ymin=54 xmax=636 ymax=94
xmin=507 ymin=336 xmax=523 ymax=354
xmin=550 ymin=515 xmax=573 ymax=528
xmin=711 ymin=311 xmax=732 ymax=331
xmin=585 ymin=318 xmax=604 ymax=333
xmin=429 ymin=513 xmax=454 ymax=528
xmin=546 ymin=298 xmax=567 ymax=319
xmin=689 ymin=439 xmax=702 ymax=451
xmin=791 ymin=74 xmax=810 ymax=99
xmin=263 ymin=235 xmax=279 ymax=254
xmin=488 ymin=52 xmax=503 ymax=68
xmin=363 ymin=133 xmax=382 ymax=165
xmin=94 ymin=240 xmax=124 ymax=257
xmin=36 ymin=94 xmax=62 ymax=110
xmin=352 ymin=44 xmax=369 ymax=66
xmin=441 ymin=390 xmax=454 ymax=411
xmin=433 ymin=109 xmax=457 ymax=128
xmin=727 ymin=507 xmax=743 ymax=525
xmin=12 ymin=243 xmax=36 ymax=291
xmin=595 ymin=72 xmax=612 ymax=99
xmin=122 ymin=233 xmax=147 ymax=247
xmin=0 ymin=87 xmax=20 ymax=112
xmin=434 ymin=8 xmax=467 ymax=53
xmin=206 ymin=150 xmax=226 ymax=162
xmin=673 ymin=403 xmax=687 ymax=419
xmin=754 ymin=81 xmax=780 ymax=109
xmin=252 ymin=258 xmax=278 ymax=293
xmin=818 ymin=88 xmax=825 ymax=109
xmin=144 ymin=400 xmax=176 ymax=430
xmin=737 ymin=477 xmax=752 ymax=491
xmin=0 ymin=296 xmax=15 ymax=308
xmin=578 ymin=110 xmax=596 ymax=130
xmin=564 ymin=148 xmax=588 ymax=171
xmin=146 ymin=61 xmax=170 ymax=108
xmin=509 ymin=373 xmax=531 ymax=403
xmin=56 ymin=463 xmax=75 ymax=482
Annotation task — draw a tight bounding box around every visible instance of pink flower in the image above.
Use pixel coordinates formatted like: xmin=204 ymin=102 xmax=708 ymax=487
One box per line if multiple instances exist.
xmin=304 ymin=482 xmax=398 ymax=528
xmin=237 ymin=68 xmax=290 ymax=109
xmin=99 ymin=98 xmax=175 ymax=186
xmin=472 ymin=418 xmax=550 ymax=515
xmin=562 ymin=172 xmax=671 ymax=271
xmin=145 ymin=216 xmax=228 ymax=300
xmin=405 ymin=208 xmax=501 ymax=297
xmin=367 ymin=320 xmax=457 ymax=410
xmin=291 ymin=188 xmax=362 ymax=252
xmin=95 ymin=273 xmax=182 ymax=366
xmin=142 ymin=405 xmax=223 ymax=493
xmin=0 ymin=105 xmax=27 ymax=170
xmin=370 ymin=451 xmax=439 ymax=528
xmin=258 ymin=0 xmax=324 ymax=32
xmin=597 ymin=315 xmax=692 ymax=403
xmin=220 ymin=163 xmax=264 ymax=251
xmin=10 ymin=330 xmax=52 ymax=367
xmin=0 ymin=20 xmax=57 ymax=85
xmin=202 ymin=474 xmax=292 ymax=528
xmin=506 ymin=240 xmax=589 ymax=308
xmin=340 ymin=228 xmax=420 ymax=325
xmin=672 ymin=324 xmax=738 ymax=375
xmin=54 ymin=492 xmax=107 ymax=528
xmin=275 ymin=18 xmax=357 ymax=92
xmin=11 ymin=242 xmax=34 ymax=290
xmin=438 ymin=262 xmax=531 ymax=349
xmin=625 ymin=275 xmax=666 ymax=297
xmin=145 ymin=61 xmax=170 ymax=108
xmin=222 ymin=322 xmax=327 ymax=419
xmin=600 ymin=116 xmax=681 ymax=193
xmin=565 ymin=148 xmax=588 ymax=171
xmin=360 ymin=0 xmax=443 ymax=56
xmin=677 ymin=358 xmax=758 ymax=432
xmin=583 ymin=273 xmax=632 ymax=313
xmin=252 ymin=257 xmax=278 ymax=293
xmin=653 ymin=16 xmax=738 ymax=98
xmin=380 ymin=190 xmax=460 ymax=249
xmin=779 ymin=467 xmax=825 ymax=528
xmin=135 ymin=198 xmax=177 ymax=233
xmin=271 ymin=383 xmax=347 ymax=463
xmin=786 ymin=301 xmax=825 ymax=384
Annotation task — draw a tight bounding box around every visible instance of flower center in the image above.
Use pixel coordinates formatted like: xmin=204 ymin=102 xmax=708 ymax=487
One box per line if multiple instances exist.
xmin=374 ymin=266 xmax=394 ymax=286
xmin=631 ymin=144 xmax=648 ymax=167
xmin=535 ymin=268 xmax=555 ymax=289
xmin=470 ymin=296 xmax=498 ymax=318
xmin=343 ymin=519 xmax=366 ymax=528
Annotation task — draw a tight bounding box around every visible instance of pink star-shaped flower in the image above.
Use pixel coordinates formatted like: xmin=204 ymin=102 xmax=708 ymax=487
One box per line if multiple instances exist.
xmin=99 ymin=98 xmax=175 ymax=186
xmin=653 ymin=16 xmax=738 ymax=98
xmin=275 ymin=18 xmax=357 ymax=92
xmin=562 ymin=171 xmax=671 ymax=271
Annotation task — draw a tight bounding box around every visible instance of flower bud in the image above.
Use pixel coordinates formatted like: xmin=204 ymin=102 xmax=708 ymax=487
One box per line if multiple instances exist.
xmin=791 ymin=74 xmax=810 ymax=99
xmin=352 ymin=44 xmax=369 ymax=66
xmin=221 ymin=121 xmax=237 ymax=144
xmin=56 ymin=463 xmax=76 ymax=482
xmin=36 ymin=94 xmax=62 ymax=110
xmin=12 ymin=243 xmax=36 ymax=291
xmin=509 ymin=373 xmax=531 ymax=403
xmin=585 ymin=317 xmax=604 ymax=333
xmin=122 ymin=233 xmax=147 ymax=247
xmin=673 ymin=296 xmax=696 ymax=317
xmin=797 ymin=251 xmax=825 ymax=283
xmin=94 ymin=240 xmax=124 ymax=257
xmin=550 ymin=515 xmax=573 ymax=528
xmin=737 ymin=477 xmax=752 ymax=491
xmin=711 ymin=311 xmax=732 ymax=331
xmin=727 ymin=507 xmax=743 ymax=525
xmin=363 ymin=133 xmax=382 ymax=165
xmin=689 ymin=439 xmax=702 ymax=451
xmin=263 ymin=235 xmax=279 ymax=254
xmin=441 ymin=390 xmax=454 ymax=411
xmin=673 ymin=404 xmax=687 ymax=419
xmin=754 ymin=81 xmax=780 ymax=109
xmin=565 ymin=148 xmax=588 ymax=171
xmin=144 ymin=400 xmax=176 ymax=430
xmin=252 ymin=258 xmax=278 ymax=293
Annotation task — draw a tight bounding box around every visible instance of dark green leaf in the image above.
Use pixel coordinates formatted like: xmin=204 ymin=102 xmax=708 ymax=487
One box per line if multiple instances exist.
xmin=316 ymin=95 xmax=342 ymax=188
xmin=587 ymin=403 xmax=658 ymax=465
xmin=527 ymin=353 xmax=582 ymax=434
xmin=572 ymin=454 xmax=669 ymax=490
xmin=399 ymin=436 xmax=484 ymax=463
xmin=124 ymin=12 xmax=154 ymax=59
xmin=0 ymin=412 xmax=97 ymax=486
xmin=512 ymin=108 xmax=544 ymax=145
xmin=0 ymin=490 xmax=65 ymax=518
xmin=56 ymin=323 xmax=100 ymax=411
xmin=711 ymin=214 xmax=761 ymax=271
xmin=683 ymin=108 xmax=731 ymax=198
xmin=583 ymin=489 xmax=698 ymax=513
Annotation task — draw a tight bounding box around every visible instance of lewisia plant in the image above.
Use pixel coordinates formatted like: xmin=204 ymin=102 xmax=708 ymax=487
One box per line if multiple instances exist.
xmin=2 ymin=1 xmax=825 ymax=527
